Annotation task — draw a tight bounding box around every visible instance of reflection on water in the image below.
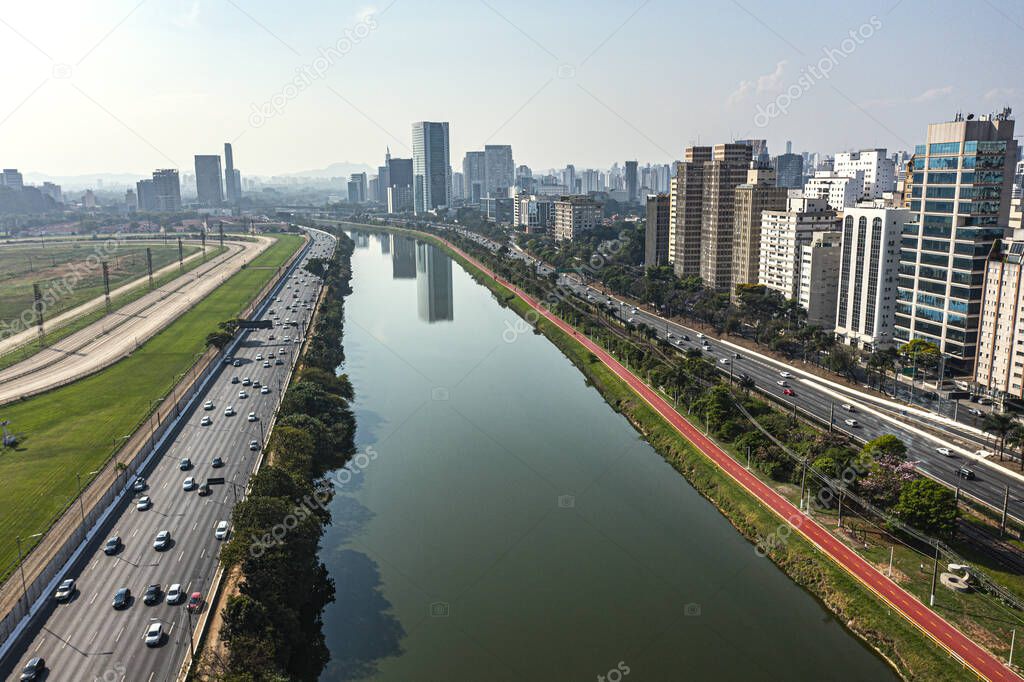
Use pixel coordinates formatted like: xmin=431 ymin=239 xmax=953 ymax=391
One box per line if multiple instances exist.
xmin=416 ymin=241 xmax=453 ymax=323
xmin=391 ymin=235 xmax=416 ymax=279
xmin=377 ymin=232 xmax=390 ymax=254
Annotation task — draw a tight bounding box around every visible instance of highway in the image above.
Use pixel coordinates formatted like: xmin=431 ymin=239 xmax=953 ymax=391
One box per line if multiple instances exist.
xmin=0 ymin=237 xmax=271 ymax=406
xmin=414 ymin=221 xmax=1024 ymax=525
xmin=0 ymin=230 xmax=336 ymax=682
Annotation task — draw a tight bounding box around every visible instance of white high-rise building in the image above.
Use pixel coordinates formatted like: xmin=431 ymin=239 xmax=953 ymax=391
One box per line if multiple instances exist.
xmin=834 ymin=149 xmax=896 ymax=200
xmin=834 ymin=204 xmax=907 ymax=350
xmin=758 ymin=194 xmax=841 ymax=300
xmin=798 ymin=231 xmax=842 ymax=330
xmin=412 ymin=121 xmax=451 ymax=214
xmin=803 ymin=171 xmax=863 ymax=211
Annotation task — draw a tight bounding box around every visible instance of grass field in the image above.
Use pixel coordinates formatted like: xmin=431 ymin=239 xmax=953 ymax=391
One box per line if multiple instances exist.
xmin=0 ymin=234 xmax=303 ymax=577
xmin=0 ymin=241 xmax=198 ymax=332
xmin=0 ymin=246 xmax=227 ymax=372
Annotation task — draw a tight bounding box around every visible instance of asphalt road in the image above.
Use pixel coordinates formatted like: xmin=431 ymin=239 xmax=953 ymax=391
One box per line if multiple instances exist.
xmin=420 ymin=222 xmax=1024 ymax=524
xmin=0 ymin=237 xmax=272 ymax=406
xmin=0 ymin=231 xmax=336 ymax=682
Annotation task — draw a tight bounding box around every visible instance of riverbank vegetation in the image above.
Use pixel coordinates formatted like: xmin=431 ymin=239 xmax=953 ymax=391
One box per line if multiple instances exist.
xmin=210 ymin=230 xmax=356 ymax=681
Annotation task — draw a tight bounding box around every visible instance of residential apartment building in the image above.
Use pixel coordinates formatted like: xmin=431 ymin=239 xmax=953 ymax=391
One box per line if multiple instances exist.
xmin=758 ymin=194 xmax=840 ymax=300
xmin=896 ymin=110 xmax=1017 ymax=373
xmin=151 ymin=169 xmax=181 ymax=212
xmin=798 ymin=231 xmax=842 ymax=329
xmin=834 ymin=149 xmax=896 ymax=200
xmin=804 ymin=171 xmax=863 ymax=211
xmin=668 ymin=146 xmax=712 ymax=278
xmin=700 ymin=143 xmax=753 ymax=292
xmin=513 ymin=194 xmax=555 ymax=233
xmin=645 ymin=193 xmax=670 ymax=267
xmin=553 ymin=195 xmax=601 ymax=241
xmin=975 ymin=238 xmax=1024 ymax=398
xmin=835 ymin=204 xmax=908 ymax=350
xmin=732 ymin=166 xmax=788 ymax=294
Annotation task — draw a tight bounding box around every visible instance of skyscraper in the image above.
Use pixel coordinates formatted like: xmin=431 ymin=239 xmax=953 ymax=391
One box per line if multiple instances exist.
xmin=387 ymin=156 xmax=414 ymax=213
xmin=896 ymin=110 xmax=1017 ymax=372
xmin=347 ymin=173 xmax=367 ymax=203
xmin=700 ymin=143 xmax=753 ymax=292
xmin=644 ymin=193 xmax=670 ymax=267
xmin=484 ymin=145 xmax=514 ymax=198
xmin=669 ymin=146 xmax=712 ymax=278
xmin=224 ymin=143 xmax=240 ymax=203
xmin=463 ymin=151 xmax=485 ymax=203
xmin=412 ymin=121 xmax=451 ymax=214
xmin=732 ymin=166 xmax=788 ymax=294
xmin=625 ymin=160 xmax=638 ymax=202
xmin=758 ymin=195 xmax=840 ymax=300
xmin=194 ymin=155 xmax=224 ymax=206
xmin=152 ymin=169 xmax=181 ymax=211
xmin=773 ymin=153 xmax=804 ymax=189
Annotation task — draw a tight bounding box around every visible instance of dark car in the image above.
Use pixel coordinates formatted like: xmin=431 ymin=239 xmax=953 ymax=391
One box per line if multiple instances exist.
xmin=198 ymin=483 xmax=211 ymax=496
xmin=19 ymin=657 xmax=45 ymax=681
xmin=956 ymin=467 xmax=976 ymax=480
xmin=143 ymin=584 xmax=162 ymax=605
xmin=179 ymin=458 xmax=192 ymax=471
xmin=112 ymin=587 xmax=131 ymax=609
xmin=103 ymin=536 xmax=121 ymax=555
xmin=211 ymin=456 xmax=224 ymax=468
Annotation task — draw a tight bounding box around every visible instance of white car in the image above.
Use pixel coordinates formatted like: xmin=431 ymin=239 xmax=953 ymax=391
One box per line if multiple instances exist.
xmin=215 ymin=521 xmax=230 ymax=540
xmin=841 ymin=403 xmax=854 ymax=411
xmin=224 ymin=406 xmax=235 ymax=416
xmin=256 ymin=354 xmax=263 ymax=361
xmin=242 ymin=377 xmax=252 ymax=386
xmin=183 ymin=477 xmax=196 ymax=491
xmin=238 ymin=390 xmax=248 ymax=399
xmin=166 ymin=584 xmax=183 ymax=605
xmin=136 ymin=496 xmax=152 ymax=511
xmin=248 ymin=412 xmax=257 ymax=422
xmin=936 ymin=447 xmax=953 ymax=457
xmin=260 ymin=386 xmax=270 ymax=394
xmin=844 ymin=418 xmax=859 ymax=427
xmin=719 ymin=358 xmax=730 ymax=365
xmin=249 ymin=439 xmax=260 ymax=451
xmin=779 ymin=371 xmax=792 ymax=378
xmin=201 ymin=415 xmax=212 ymax=426
xmin=203 ymin=400 xmax=214 ymax=410
xmin=263 ymin=361 xmax=271 ymax=368
xmin=153 ymin=530 xmax=171 ymax=550
xmin=145 ymin=622 xmax=163 ymax=647
xmin=776 ymin=380 xmax=788 ymax=387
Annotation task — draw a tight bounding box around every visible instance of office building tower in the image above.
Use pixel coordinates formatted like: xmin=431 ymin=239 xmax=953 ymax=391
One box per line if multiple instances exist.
xmin=480 ymin=196 xmax=514 ymax=223
xmin=412 ymin=121 xmax=451 ymax=214
xmin=40 ymin=182 xmax=62 ymax=203
xmin=834 ymin=149 xmax=896 ymax=200
xmin=125 ymin=188 xmax=137 ymax=211
xmin=152 ymin=169 xmax=181 ymax=211
xmin=514 ymin=194 xmax=555 ymax=233
xmin=732 ymin=166 xmax=788 ymax=293
xmin=194 ymin=155 xmax=224 ymax=206
xmin=896 ymin=109 xmax=1017 ymax=372
xmin=835 ymin=204 xmax=908 ymax=350
xmin=136 ymin=179 xmax=156 ymax=211
xmin=553 ymin=195 xmax=602 ymax=240
xmin=736 ymin=138 xmax=770 ymax=167
xmin=773 ymin=153 xmax=804 ymax=189
xmin=451 ymin=171 xmax=464 ymax=201
xmin=386 ymin=156 xmax=414 ymax=212
xmin=669 ymin=146 xmax=713 ymax=278
xmin=803 ymin=171 xmax=864 ymax=211
xmin=645 ymin=193 xmax=671 ymax=267
xmin=798 ymin=231 xmax=843 ymax=329
xmin=463 ymin=151 xmax=485 ymax=203
xmin=700 ymin=143 xmax=753 ymax=292
xmin=625 ymin=160 xmax=638 ymax=202
xmin=484 ymin=145 xmax=514 ymax=198
xmin=1 ymin=169 xmax=24 ymax=190
xmin=758 ymin=194 xmax=841 ymax=300
xmin=416 ymin=241 xmax=454 ymax=322
xmin=224 ymin=143 xmax=241 ymax=203
xmin=347 ymin=172 xmax=367 ymax=203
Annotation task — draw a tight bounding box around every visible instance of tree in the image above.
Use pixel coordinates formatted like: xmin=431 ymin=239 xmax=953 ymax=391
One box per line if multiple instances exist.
xmin=898 ymin=338 xmax=940 ymax=373
xmin=893 ymin=479 xmax=959 ymax=539
xmin=861 ymin=434 xmax=908 ymax=461
xmin=983 ymin=412 xmax=1017 ymax=461
xmin=1008 ymin=425 xmax=1024 ymax=471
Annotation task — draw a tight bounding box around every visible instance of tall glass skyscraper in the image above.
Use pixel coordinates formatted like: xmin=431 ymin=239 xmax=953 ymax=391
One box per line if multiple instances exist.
xmin=412 ymin=121 xmax=451 ymax=214
xmin=895 ymin=110 xmax=1016 ymax=373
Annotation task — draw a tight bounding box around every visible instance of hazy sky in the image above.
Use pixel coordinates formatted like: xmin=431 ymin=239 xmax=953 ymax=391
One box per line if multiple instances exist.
xmin=2 ymin=0 xmax=1023 ymax=178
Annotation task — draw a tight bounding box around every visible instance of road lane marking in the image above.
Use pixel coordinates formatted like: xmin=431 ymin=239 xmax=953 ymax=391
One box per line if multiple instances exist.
xmin=178 ymin=550 xmax=185 ymax=563
xmin=200 ymin=548 xmax=206 ymax=560
xmin=130 ymin=527 xmax=139 ymax=537
xmin=89 ymin=591 xmax=98 ymax=605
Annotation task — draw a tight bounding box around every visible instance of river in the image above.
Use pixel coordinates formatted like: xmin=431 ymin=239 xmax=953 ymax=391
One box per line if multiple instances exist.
xmin=318 ymin=230 xmax=896 ymax=681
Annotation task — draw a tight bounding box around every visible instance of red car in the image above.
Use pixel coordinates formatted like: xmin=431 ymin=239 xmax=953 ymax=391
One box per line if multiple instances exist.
xmin=187 ymin=592 xmax=203 ymax=613
xmin=783 ymin=388 xmax=795 ymax=396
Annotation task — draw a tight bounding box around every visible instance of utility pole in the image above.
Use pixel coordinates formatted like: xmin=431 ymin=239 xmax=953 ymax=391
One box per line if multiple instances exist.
xmin=799 ymin=459 xmax=808 ymax=511
xmin=102 ymin=261 xmax=111 ymax=312
xmin=201 ymin=230 xmax=206 ymax=261
xmin=837 ymin=489 xmax=843 ymax=528
xmin=32 ymin=283 xmax=45 ymax=347
xmin=219 ymin=221 xmax=224 ymax=248
xmin=1001 ymin=485 xmax=1010 ymax=538
xmin=178 ymin=237 xmax=184 ymax=273
xmin=828 ymin=401 xmax=834 ymax=434
xmin=887 ymin=545 xmax=894 ymax=578
xmin=745 ymin=445 xmax=751 ymax=470
xmin=929 ymin=543 xmax=939 ymax=607
xmin=16 ymin=536 xmax=28 ymax=611
xmin=146 ymin=247 xmax=153 ymax=288
xmin=1010 ymin=628 xmax=1017 ymax=667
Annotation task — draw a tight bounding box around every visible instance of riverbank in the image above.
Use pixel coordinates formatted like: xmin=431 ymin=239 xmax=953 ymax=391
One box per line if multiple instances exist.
xmin=369 ymin=224 xmax=974 ymax=681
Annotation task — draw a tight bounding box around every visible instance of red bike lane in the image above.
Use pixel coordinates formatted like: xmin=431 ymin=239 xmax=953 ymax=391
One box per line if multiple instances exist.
xmin=437 ymin=235 xmax=1019 ymax=682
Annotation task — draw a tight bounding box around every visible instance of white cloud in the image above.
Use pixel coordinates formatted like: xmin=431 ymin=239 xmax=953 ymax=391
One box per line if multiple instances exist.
xmin=912 ymin=85 xmax=953 ymax=103
xmin=864 ymin=85 xmax=953 ymax=108
xmin=728 ymin=60 xmax=787 ymax=106
xmin=171 ymin=0 xmax=201 ymax=29
xmin=984 ymin=87 xmax=1019 ymax=102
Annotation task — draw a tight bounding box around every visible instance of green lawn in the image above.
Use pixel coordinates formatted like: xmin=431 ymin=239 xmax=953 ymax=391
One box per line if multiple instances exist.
xmin=0 ymin=234 xmax=303 ymax=578
xmin=0 ymin=246 xmax=227 ymax=372
xmin=0 ymin=241 xmax=198 ymax=330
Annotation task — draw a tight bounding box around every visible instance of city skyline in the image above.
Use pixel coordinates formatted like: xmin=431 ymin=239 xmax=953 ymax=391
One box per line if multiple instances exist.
xmin=2 ymin=1 xmax=1023 ymax=177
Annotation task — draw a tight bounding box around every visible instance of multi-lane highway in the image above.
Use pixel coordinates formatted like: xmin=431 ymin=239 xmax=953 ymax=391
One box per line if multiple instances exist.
xmin=0 ymin=236 xmax=273 ymax=406
xmin=0 ymin=229 xmax=336 ymax=682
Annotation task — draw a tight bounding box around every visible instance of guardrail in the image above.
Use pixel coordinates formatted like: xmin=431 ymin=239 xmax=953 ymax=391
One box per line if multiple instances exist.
xmin=0 ymin=233 xmax=311 ymax=661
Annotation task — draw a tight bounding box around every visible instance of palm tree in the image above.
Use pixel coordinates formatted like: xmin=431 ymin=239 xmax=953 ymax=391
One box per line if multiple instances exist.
xmin=1008 ymin=425 xmax=1024 ymax=471
xmin=983 ymin=412 xmax=1017 ymax=461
